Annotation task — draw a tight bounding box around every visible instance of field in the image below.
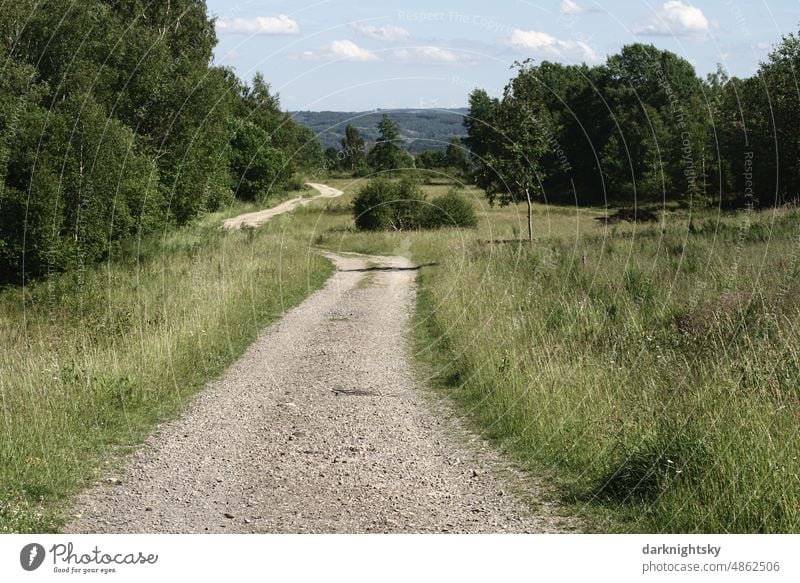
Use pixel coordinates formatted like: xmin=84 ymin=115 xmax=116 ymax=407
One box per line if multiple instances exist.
xmin=313 ymin=177 xmax=800 ymax=533
xmin=2 ymin=175 xmax=798 ymax=533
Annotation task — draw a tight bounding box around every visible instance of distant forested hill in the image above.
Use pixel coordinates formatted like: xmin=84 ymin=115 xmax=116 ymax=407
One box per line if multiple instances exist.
xmin=291 ymin=109 xmax=469 ymax=154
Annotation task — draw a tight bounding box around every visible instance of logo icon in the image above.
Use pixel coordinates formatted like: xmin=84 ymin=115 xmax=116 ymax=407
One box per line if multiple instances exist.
xmin=20 ymin=543 xmax=46 ymax=571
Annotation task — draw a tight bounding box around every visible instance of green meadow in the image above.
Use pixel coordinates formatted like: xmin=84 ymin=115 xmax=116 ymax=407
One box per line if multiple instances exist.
xmin=2 ymin=175 xmax=798 ymax=533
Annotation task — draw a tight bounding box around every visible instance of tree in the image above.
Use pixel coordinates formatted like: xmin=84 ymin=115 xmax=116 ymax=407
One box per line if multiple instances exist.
xmin=598 ymin=44 xmax=707 ymax=204
xmin=464 ymin=89 xmax=500 ymax=175
xmin=520 ymin=62 xmax=589 ymax=202
xmin=367 ymin=114 xmax=413 ymax=171
xmin=444 ymin=137 xmax=469 ymax=172
xmin=472 ymin=61 xmax=550 ymax=242
xmin=340 ymin=124 xmax=366 ymax=172
xmin=0 ymin=0 xmax=324 ymax=281
xmin=741 ymin=33 xmax=800 ymax=205
xmin=459 ymin=38 xmax=800 ymax=212
xmin=293 ymin=125 xmax=325 ymax=175
xmin=324 ymin=147 xmax=341 ymax=171
xmin=416 ymin=149 xmax=446 ymax=169
xmin=228 ymin=119 xmax=287 ymax=201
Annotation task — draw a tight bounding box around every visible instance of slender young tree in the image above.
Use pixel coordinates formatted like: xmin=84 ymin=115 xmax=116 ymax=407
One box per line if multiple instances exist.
xmin=472 ymin=62 xmax=549 ymax=242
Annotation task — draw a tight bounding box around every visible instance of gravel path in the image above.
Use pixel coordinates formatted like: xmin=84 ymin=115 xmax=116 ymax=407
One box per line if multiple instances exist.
xmin=65 ymin=252 xmax=580 ymax=533
xmin=222 ymin=183 xmax=343 ymax=230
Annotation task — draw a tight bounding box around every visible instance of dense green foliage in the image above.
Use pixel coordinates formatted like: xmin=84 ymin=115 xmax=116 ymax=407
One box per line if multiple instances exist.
xmin=352 ymin=178 xmax=475 ymax=231
xmin=339 ymin=124 xmax=367 ymax=172
xmin=0 ymin=1 xmax=319 ymax=283
xmin=366 ymin=114 xmax=415 ymax=172
xmin=466 ymin=41 xmax=800 ymax=209
xmin=352 ymin=178 xmax=424 ymax=231
xmin=419 ymin=188 xmax=477 ymax=229
xmin=415 ymin=138 xmax=470 ymax=180
xmin=319 ymin=115 xmax=417 ymax=176
xmin=415 ymin=149 xmax=447 ymax=169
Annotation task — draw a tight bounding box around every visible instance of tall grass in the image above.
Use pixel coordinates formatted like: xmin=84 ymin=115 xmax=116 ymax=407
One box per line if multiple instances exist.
xmin=0 ymin=212 xmax=332 ymax=532
xmin=303 ymin=176 xmax=799 ymax=532
xmin=406 ymin=205 xmax=800 ymax=533
xmin=3 ymin=172 xmax=797 ymax=533
xmin=252 ymin=184 xmax=800 ymax=532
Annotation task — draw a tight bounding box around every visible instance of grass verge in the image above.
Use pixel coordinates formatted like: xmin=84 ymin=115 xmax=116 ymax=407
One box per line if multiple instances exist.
xmin=0 ymin=210 xmax=333 ymax=532
xmin=404 ymin=209 xmax=800 ymax=533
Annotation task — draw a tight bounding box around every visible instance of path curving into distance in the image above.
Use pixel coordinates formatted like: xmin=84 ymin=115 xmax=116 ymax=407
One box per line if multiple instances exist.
xmin=222 ymin=182 xmax=344 ymax=230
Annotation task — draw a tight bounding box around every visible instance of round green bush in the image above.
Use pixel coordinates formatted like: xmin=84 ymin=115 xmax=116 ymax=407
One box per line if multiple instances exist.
xmin=352 ymin=178 xmax=394 ymax=230
xmin=352 ymin=178 xmax=426 ymax=231
xmin=422 ymin=189 xmax=478 ymax=229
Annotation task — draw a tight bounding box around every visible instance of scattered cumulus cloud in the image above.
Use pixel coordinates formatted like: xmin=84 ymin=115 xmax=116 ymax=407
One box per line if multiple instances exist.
xmin=392 ymin=46 xmax=464 ymax=64
xmin=508 ymin=29 xmax=601 ymax=63
xmin=632 ymin=1 xmax=711 ymax=37
xmin=295 ymin=40 xmax=378 ymax=62
xmin=216 ymin=15 xmax=300 ymax=35
xmin=349 ymin=22 xmax=411 ymax=42
xmin=560 ymin=0 xmax=584 ymax=15
xmin=294 ymin=41 xmax=469 ymax=65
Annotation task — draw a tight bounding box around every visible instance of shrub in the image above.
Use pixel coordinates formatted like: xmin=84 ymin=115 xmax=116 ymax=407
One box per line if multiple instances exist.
xmin=392 ymin=178 xmax=427 ymax=230
xmin=352 ymin=178 xmax=394 ymax=230
xmin=422 ymin=189 xmax=478 ymax=229
xmin=353 ymin=161 xmax=372 ymax=178
xmin=352 ymin=180 xmax=478 ymax=231
xmin=352 ymin=177 xmax=425 ymax=231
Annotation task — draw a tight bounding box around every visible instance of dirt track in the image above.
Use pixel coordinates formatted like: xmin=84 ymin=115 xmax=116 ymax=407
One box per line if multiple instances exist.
xmin=222 ymin=182 xmax=343 ymax=229
xmin=65 ymin=249 xmax=580 ymax=533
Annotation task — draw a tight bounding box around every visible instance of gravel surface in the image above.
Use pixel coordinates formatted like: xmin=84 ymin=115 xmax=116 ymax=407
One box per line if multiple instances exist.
xmin=65 ymin=252 xmax=581 ymax=533
xmin=222 ymin=183 xmax=343 ymax=229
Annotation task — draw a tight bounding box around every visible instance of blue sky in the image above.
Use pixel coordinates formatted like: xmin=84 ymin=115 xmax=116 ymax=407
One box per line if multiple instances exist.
xmin=206 ymin=0 xmax=799 ymax=111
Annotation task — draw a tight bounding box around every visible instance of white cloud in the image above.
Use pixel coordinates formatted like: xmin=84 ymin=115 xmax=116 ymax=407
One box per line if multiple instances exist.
xmin=508 ymin=29 xmax=601 ymax=63
xmin=391 ymin=46 xmax=463 ymax=64
xmin=350 ymin=22 xmax=411 ymax=42
xmin=560 ymin=0 xmax=584 ymax=15
xmin=632 ymin=1 xmax=710 ymax=37
xmin=295 ymin=40 xmax=379 ymax=62
xmin=216 ymin=15 xmax=300 ymax=35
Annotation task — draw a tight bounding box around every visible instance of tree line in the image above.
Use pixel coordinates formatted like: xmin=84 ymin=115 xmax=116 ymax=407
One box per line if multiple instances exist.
xmin=0 ymin=0 xmax=324 ymax=283
xmin=464 ymin=39 xmax=800 ymax=225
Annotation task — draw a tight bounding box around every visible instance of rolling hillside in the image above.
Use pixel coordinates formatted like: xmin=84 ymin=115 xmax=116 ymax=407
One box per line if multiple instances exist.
xmin=291 ymin=108 xmax=469 ymax=153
